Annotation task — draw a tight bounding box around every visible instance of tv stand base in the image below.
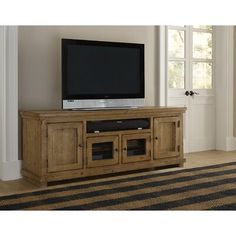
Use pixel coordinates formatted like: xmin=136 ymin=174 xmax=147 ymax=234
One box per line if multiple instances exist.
xmin=20 ymin=106 xmax=186 ymax=186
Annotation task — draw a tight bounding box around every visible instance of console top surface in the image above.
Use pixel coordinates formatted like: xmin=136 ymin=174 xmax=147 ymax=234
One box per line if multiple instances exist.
xmin=20 ymin=106 xmax=187 ymax=119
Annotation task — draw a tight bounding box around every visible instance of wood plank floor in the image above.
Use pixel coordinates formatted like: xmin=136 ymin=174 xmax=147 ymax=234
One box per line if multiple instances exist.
xmin=0 ymin=150 xmax=236 ymax=197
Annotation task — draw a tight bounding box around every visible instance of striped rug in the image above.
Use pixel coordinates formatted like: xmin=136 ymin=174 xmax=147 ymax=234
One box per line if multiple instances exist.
xmin=1 ymin=162 xmax=236 ymax=210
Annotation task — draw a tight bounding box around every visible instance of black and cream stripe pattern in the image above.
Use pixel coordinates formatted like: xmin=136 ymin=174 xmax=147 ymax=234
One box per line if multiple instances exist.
xmin=1 ymin=162 xmax=236 ymax=210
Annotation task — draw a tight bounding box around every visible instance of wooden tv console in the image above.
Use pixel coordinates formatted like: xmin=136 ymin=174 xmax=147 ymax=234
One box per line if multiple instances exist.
xmin=20 ymin=106 xmax=186 ymax=186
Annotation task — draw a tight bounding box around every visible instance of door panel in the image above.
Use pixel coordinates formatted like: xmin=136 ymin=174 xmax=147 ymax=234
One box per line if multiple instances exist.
xmin=154 ymin=117 xmax=180 ymax=159
xmin=189 ymin=95 xmax=215 ymax=152
xmin=167 ymin=25 xmax=215 ymax=153
xmin=86 ymin=136 xmax=119 ymax=168
xmin=122 ymin=133 xmax=151 ymax=163
xmin=48 ymin=123 xmax=83 ymax=172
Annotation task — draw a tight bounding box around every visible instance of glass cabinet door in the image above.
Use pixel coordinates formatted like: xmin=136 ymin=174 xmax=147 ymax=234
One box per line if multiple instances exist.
xmin=87 ymin=136 xmax=119 ymax=168
xmin=122 ymin=133 xmax=151 ymax=163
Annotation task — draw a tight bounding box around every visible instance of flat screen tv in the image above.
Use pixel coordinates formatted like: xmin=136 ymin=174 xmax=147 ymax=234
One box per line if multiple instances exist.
xmin=62 ymin=38 xmax=145 ymax=109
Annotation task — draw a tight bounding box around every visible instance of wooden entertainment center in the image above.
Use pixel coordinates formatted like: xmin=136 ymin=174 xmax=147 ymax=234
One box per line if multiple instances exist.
xmin=20 ymin=106 xmax=186 ymax=186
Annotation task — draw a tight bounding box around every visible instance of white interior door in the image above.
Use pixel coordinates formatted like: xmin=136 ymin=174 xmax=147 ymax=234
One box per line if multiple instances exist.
xmin=167 ymin=25 xmax=215 ymax=153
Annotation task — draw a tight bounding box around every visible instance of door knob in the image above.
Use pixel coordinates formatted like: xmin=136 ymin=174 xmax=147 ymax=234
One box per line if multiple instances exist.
xmin=185 ymin=91 xmax=190 ymax=96
xmin=189 ymin=91 xmax=199 ymax=96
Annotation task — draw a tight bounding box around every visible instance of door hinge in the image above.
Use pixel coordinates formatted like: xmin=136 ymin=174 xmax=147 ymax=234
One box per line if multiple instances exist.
xmin=149 ymin=136 xmax=152 ymax=142
xmin=177 ymin=120 xmax=181 ymax=128
xmin=149 ymin=150 xmax=151 ymax=157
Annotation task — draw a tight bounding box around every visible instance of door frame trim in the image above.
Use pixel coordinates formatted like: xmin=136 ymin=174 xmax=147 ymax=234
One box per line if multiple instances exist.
xmin=160 ymin=25 xmax=236 ymax=152
xmin=0 ymin=26 xmax=21 ymax=180
xmin=215 ymin=26 xmax=236 ymax=151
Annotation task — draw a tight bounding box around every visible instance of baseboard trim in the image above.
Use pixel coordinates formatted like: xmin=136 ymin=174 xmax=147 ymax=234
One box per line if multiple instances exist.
xmin=226 ymin=137 xmax=236 ymax=151
xmin=187 ymin=138 xmax=215 ymax=153
xmin=0 ymin=160 xmax=22 ymax=180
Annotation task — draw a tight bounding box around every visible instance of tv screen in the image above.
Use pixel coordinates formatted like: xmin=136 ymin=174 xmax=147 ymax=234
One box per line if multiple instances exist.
xmin=62 ymin=39 xmax=145 ymax=100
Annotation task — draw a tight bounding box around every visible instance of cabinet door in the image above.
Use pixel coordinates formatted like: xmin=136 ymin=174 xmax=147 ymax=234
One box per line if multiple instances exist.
xmin=48 ymin=122 xmax=83 ymax=172
xmin=122 ymin=133 xmax=152 ymax=163
xmin=154 ymin=117 xmax=181 ymax=159
xmin=86 ymin=136 xmax=119 ymax=168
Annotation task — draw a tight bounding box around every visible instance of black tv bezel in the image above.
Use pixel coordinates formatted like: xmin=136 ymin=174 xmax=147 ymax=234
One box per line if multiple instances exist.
xmin=62 ymin=38 xmax=145 ymax=100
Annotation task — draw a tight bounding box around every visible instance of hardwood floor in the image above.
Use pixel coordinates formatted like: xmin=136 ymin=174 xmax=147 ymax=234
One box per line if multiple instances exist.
xmin=0 ymin=150 xmax=236 ymax=197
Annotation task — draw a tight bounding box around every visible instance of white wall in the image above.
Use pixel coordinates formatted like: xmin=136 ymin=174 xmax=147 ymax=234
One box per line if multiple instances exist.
xmin=18 ymin=26 xmax=159 ymax=110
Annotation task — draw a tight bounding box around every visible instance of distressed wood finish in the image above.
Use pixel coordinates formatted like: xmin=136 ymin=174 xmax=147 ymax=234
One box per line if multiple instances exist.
xmin=154 ymin=117 xmax=181 ymax=159
xmin=122 ymin=133 xmax=152 ymax=164
xmin=86 ymin=136 xmax=119 ymax=168
xmin=20 ymin=106 xmax=186 ymax=186
xmin=47 ymin=122 xmax=83 ymax=172
xmin=22 ymin=119 xmax=41 ymax=177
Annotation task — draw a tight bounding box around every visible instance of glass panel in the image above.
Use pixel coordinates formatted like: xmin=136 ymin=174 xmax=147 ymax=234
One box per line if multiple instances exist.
xmin=193 ymin=32 xmax=212 ymax=59
xmin=168 ymin=61 xmax=185 ymax=89
xmin=92 ymin=142 xmax=113 ymax=160
xmin=193 ymin=62 xmax=212 ymax=89
xmin=168 ymin=30 xmax=185 ymax=58
xmin=193 ymin=25 xmax=212 ymax=30
xmin=127 ymin=139 xmax=146 ymax=157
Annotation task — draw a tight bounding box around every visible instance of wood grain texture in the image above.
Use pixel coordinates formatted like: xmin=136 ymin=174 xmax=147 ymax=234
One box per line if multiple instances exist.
xmin=122 ymin=133 xmax=152 ymax=164
xmin=46 ymin=157 xmax=185 ymax=182
xmin=20 ymin=107 xmax=186 ymax=186
xmin=20 ymin=106 xmax=186 ymax=119
xmin=22 ymin=119 xmax=41 ymax=177
xmin=47 ymin=123 xmax=83 ymax=172
xmin=86 ymin=136 xmax=119 ymax=168
xmin=154 ymin=117 xmax=181 ymax=159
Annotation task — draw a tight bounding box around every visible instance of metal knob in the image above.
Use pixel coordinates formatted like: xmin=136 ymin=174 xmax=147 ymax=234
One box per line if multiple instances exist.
xmin=185 ymin=91 xmax=190 ymax=96
xmin=189 ymin=90 xmax=199 ymax=96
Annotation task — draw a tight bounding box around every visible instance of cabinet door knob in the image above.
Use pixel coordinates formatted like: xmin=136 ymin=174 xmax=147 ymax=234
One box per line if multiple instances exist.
xmin=114 ymin=148 xmax=118 ymax=152
xmin=78 ymin=144 xmax=83 ymax=148
xmin=123 ymin=147 xmax=127 ymax=151
xmin=155 ymin=137 xmax=158 ymax=140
